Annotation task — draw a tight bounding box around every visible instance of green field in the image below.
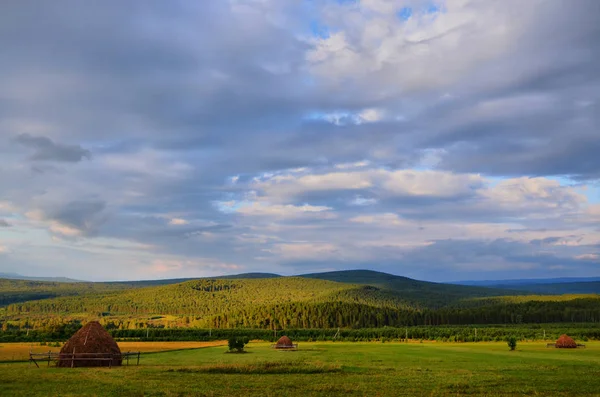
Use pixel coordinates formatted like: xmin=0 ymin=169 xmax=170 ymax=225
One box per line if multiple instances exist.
xmin=1 ymin=342 xmax=599 ymax=396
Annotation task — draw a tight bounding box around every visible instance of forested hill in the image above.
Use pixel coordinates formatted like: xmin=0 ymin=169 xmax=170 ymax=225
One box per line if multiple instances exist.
xmin=4 ymin=272 xmax=510 ymax=319
xmin=469 ymin=281 xmax=600 ymax=295
xmin=5 ymin=277 xmax=430 ymax=317
xmin=0 ymin=273 xmax=282 ymax=306
xmin=299 ymin=270 xmax=513 ymax=305
xmin=3 ymin=272 xmax=600 ymax=329
xmin=1 ymin=270 xmax=508 ymax=309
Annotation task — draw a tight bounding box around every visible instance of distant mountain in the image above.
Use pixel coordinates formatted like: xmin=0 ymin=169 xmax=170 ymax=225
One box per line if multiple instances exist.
xmin=455 ymin=277 xmax=600 ymax=286
xmin=299 ymin=269 xmax=512 ymax=307
xmin=489 ymin=282 xmax=600 ymax=295
xmin=105 ymin=272 xmax=282 ymax=287
xmin=454 ymin=276 xmax=600 ymax=294
xmin=0 ymin=272 xmax=83 ymax=283
xmin=212 ymin=272 xmax=281 ymax=279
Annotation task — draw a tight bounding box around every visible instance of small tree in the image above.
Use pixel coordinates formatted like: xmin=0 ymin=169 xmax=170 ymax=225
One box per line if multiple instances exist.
xmin=228 ymin=337 xmax=249 ymax=352
xmin=507 ymin=336 xmax=517 ymax=351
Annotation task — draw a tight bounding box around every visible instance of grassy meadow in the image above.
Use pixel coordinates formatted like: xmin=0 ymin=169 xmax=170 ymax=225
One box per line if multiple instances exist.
xmin=1 ymin=341 xmax=599 ymax=396
xmin=0 ymin=341 xmax=228 ymax=362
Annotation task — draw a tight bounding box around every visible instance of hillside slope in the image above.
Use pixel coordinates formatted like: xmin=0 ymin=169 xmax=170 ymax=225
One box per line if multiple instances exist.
xmin=4 ymin=274 xmax=600 ymax=329
xmin=300 ymin=270 xmax=512 ymax=307
xmin=481 ymin=281 xmax=600 ymax=295
xmin=0 ymin=273 xmax=283 ymax=306
xmin=6 ymin=277 xmax=369 ymax=316
xmin=4 ymin=270 xmax=508 ymax=315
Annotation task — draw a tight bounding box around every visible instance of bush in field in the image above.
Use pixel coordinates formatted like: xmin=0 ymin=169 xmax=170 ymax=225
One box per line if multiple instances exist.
xmin=507 ymin=336 xmax=517 ymax=351
xmin=228 ymin=337 xmax=249 ymax=352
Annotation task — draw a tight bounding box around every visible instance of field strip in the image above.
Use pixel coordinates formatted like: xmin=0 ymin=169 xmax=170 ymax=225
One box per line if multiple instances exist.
xmin=0 ymin=341 xmax=228 ymax=361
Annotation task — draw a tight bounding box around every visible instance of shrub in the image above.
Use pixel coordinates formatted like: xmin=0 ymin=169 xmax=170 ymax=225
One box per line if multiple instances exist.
xmin=507 ymin=336 xmax=517 ymax=351
xmin=228 ymin=337 xmax=248 ymax=352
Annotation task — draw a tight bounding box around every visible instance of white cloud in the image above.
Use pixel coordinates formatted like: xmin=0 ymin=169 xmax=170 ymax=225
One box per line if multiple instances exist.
xmin=266 ymin=242 xmax=340 ymax=260
xmin=335 ymin=160 xmax=371 ymax=169
xmin=350 ymin=196 xmax=378 ymax=206
xmin=253 ymin=168 xmax=484 ymax=200
xmin=49 ymin=222 xmax=84 ymax=238
xmin=234 ymin=202 xmax=334 ymax=219
xmin=350 ymin=213 xmax=406 ymax=226
xmin=382 ymin=170 xmax=483 ymax=197
xmin=481 ymin=177 xmax=586 ymax=212
xmin=357 ymin=108 xmax=384 ymax=122
xmin=149 ymin=257 xmax=242 ymax=275
xmin=574 ymin=254 xmax=599 ymax=261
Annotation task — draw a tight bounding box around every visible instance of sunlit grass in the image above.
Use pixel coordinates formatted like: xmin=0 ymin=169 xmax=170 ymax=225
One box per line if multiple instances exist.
xmin=0 ymin=341 xmax=227 ymax=362
xmin=1 ymin=341 xmax=599 ymax=396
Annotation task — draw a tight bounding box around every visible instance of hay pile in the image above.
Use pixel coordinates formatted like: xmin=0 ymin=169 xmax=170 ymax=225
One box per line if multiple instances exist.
xmin=555 ymin=334 xmax=577 ymax=349
xmin=275 ymin=335 xmax=294 ymax=349
xmin=58 ymin=321 xmax=122 ymax=367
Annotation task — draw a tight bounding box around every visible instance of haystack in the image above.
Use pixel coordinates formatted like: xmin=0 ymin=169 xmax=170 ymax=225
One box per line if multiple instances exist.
xmin=58 ymin=321 xmax=122 ymax=367
xmin=555 ymin=334 xmax=577 ymax=349
xmin=275 ymin=335 xmax=294 ymax=349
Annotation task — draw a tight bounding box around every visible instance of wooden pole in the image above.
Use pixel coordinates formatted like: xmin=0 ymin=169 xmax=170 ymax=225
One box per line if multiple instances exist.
xmin=48 ymin=350 xmax=51 ymax=367
xmin=30 ymin=352 xmax=40 ymax=368
xmin=137 ymin=352 xmax=140 ymax=366
xmin=71 ymin=348 xmax=75 ymax=368
xmin=127 ymin=351 xmax=129 ymax=366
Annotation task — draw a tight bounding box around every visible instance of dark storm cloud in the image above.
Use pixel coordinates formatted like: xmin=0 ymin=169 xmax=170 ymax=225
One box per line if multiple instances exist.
xmin=14 ymin=134 xmax=91 ymax=163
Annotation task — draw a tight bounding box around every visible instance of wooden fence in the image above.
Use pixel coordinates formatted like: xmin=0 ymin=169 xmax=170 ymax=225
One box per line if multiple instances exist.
xmin=29 ymin=351 xmax=141 ymax=368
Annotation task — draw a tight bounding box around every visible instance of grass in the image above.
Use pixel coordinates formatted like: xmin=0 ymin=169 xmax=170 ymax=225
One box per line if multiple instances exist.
xmin=1 ymin=342 xmax=600 ymax=396
xmin=0 ymin=341 xmax=228 ymax=362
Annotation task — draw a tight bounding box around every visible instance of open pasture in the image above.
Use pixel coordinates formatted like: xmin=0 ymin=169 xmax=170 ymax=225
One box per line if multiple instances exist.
xmin=1 ymin=341 xmax=599 ymax=396
xmin=0 ymin=341 xmax=227 ymax=362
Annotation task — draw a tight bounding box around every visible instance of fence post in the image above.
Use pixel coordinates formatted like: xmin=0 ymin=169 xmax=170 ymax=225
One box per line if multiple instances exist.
xmin=48 ymin=350 xmax=51 ymax=367
xmin=137 ymin=352 xmax=140 ymax=366
xmin=71 ymin=348 xmax=75 ymax=368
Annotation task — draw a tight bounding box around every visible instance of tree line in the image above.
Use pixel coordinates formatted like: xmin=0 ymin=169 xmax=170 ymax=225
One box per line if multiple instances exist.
xmin=1 ymin=322 xmax=598 ymax=343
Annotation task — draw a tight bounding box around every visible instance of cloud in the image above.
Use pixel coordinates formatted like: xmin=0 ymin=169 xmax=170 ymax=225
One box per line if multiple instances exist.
xmin=233 ymin=202 xmax=334 ymax=219
xmin=0 ymin=0 xmax=598 ymax=280
xmin=14 ymin=134 xmax=91 ymax=162
xmin=25 ymin=200 xmax=109 ymax=238
xmin=0 ymin=219 xmax=11 ymax=227
xmin=251 ymin=168 xmax=485 ymax=203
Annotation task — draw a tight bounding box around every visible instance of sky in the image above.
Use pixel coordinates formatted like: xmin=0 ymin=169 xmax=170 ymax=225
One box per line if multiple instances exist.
xmin=0 ymin=0 xmax=599 ymax=282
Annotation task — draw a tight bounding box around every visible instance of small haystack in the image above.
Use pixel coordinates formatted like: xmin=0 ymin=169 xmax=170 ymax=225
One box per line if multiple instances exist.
xmin=555 ymin=334 xmax=577 ymax=349
xmin=58 ymin=321 xmax=122 ymax=367
xmin=275 ymin=335 xmax=295 ymax=349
